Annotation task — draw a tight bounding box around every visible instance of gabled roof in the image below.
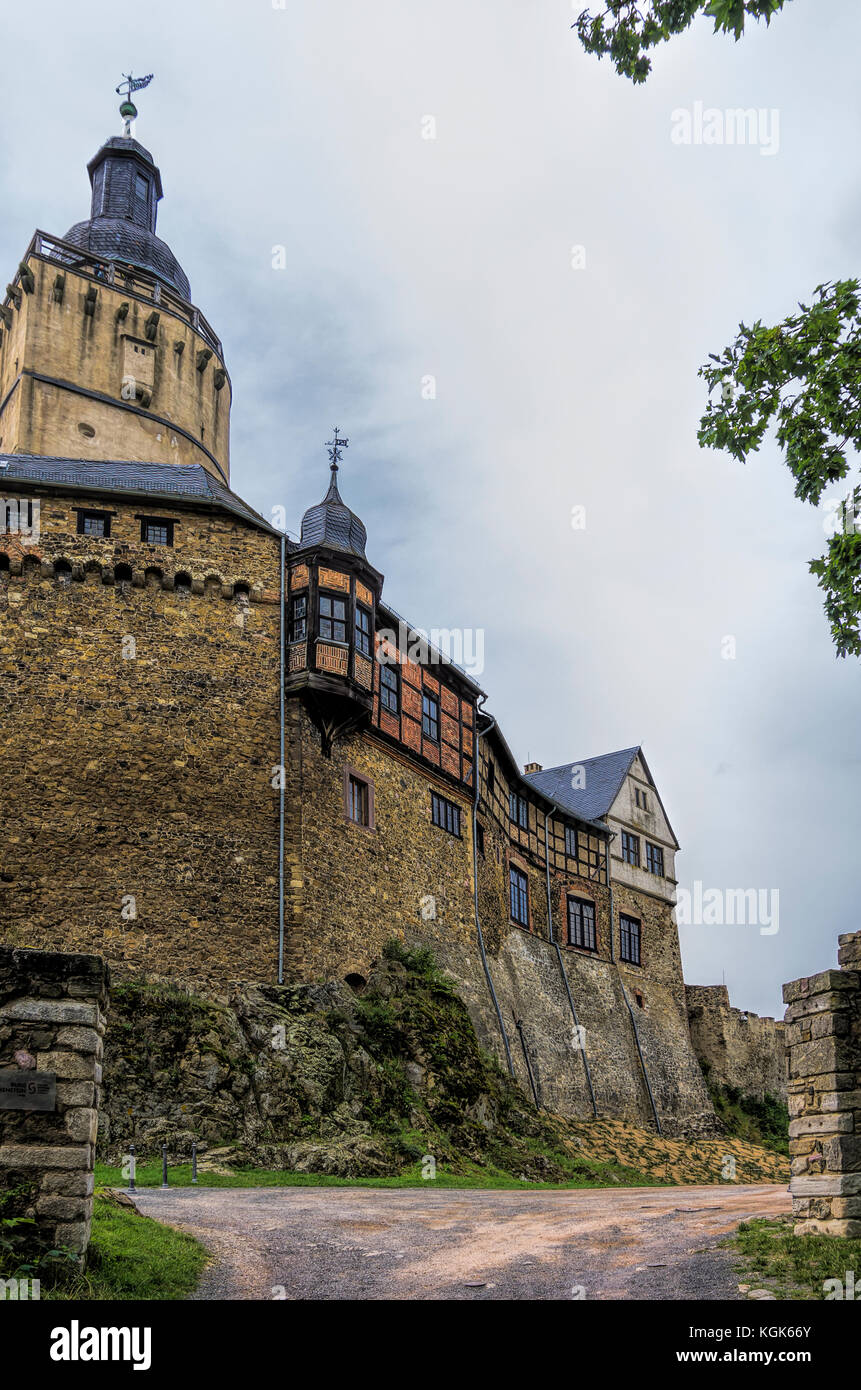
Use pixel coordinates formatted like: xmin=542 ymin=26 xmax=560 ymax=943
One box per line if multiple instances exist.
xmin=524 ymin=745 xmax=680 ymax=849
xmin=0 ymin=455 xmax=280 ymax=535
xmin=483 ymin=718 xmax=614 ymax=837
xmin=524 ymin=746 xmax=640 ymax=822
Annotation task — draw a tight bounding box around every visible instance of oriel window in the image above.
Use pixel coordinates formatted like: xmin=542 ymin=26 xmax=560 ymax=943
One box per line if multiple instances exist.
xmin=355 ymin=605 xmax=372 ymax=657
xmin=290 ymin=595 xmax=307 ymax=642
xmin=319 ymin=593 xmax=346 ymax=643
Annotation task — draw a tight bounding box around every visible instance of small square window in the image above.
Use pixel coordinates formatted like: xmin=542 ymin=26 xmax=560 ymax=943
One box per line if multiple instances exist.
xmin=77 ymin=509 xmax=111 ymax=538
xmin=140 ymin=518 xmax=174 ymax=546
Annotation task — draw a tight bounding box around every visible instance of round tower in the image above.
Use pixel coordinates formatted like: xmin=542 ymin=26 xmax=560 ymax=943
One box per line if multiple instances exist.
xmin=0 ymin=104 xmax=231 ymax=482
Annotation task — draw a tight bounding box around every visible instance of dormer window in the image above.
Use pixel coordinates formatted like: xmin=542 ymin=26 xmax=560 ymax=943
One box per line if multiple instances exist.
xmin=319 ymin=593 xmax=346 ymax=643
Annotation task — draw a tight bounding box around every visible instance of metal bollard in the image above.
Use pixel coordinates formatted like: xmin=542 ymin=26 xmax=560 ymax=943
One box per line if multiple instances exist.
xmin=128 ymin=1142 xmax=136 ymax=1195
xmin=191 ymin=1141 xmax=198 ymax=1185
xmin=161 ymin=1143 xmax=169 ymax=1190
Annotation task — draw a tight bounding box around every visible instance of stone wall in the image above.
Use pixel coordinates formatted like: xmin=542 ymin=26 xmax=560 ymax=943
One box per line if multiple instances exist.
xmin=784 ymin=931 xmax=861 ymax=1237
xmin=0 ymin=499 xmax=282 ymax=988
xmin=284 ymin=707 xmax=716 ymax=1135
xmin=0 ymin=946 xmax=108 ymax=1265
xmin=685 ymin=984 xmax=787 ymax=1102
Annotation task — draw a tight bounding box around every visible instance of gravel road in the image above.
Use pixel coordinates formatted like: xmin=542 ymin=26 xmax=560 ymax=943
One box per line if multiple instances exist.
xmin=130 ymin=1182 xmax=790 ymax=1300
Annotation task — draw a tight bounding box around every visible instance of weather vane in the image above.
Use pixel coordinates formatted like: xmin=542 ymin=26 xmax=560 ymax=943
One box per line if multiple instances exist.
xmin=116 ymin=72 xmax=154 ymax=136
xmin=325 ymin=427 xmax=349 ymax=474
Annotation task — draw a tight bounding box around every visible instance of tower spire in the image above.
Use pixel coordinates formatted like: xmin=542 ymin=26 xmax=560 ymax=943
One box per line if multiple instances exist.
xmin=324 ymin=427 xmax=349 ymax=491
xmin=116 ymin=71 xmax=154 ymax=137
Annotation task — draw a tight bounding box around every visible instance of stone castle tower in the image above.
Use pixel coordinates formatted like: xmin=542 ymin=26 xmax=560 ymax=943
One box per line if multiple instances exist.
xmin=0 ymin=102 xmax=781 ymax=1136
xmin=0 ymin=128 xmax=229 ymax=479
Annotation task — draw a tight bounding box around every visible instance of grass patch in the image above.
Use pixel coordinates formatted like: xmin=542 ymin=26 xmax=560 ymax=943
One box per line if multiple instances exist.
xmin=41 ymin=1195 xmax=208 ymax=1301
xmin=728 ymin=1216 xmax=861 ymax=1300
xmin=95 ymin=1159 xmax=668 ymax=1191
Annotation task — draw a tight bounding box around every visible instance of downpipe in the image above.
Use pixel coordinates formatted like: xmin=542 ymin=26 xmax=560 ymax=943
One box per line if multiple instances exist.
xmin=472 ymin=703 xmax=515 ymax=1077
xmin=278 ymin=531 xmax=286 ymax=984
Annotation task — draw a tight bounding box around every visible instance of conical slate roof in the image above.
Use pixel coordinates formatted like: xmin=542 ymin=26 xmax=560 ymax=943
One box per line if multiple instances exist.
xmin=299 ymin=467 xmax=367 ymax=558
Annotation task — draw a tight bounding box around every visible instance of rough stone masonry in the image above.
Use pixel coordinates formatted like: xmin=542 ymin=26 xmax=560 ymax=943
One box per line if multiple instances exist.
xmin=784 ymin=930 xmax=861 ymax=1237
xmin=0 ymin=946 xmax=109 ymax=1265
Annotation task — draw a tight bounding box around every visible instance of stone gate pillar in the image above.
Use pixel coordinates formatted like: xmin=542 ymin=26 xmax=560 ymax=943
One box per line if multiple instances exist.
xmin=0 ymin=947 xmax=109 ymax=1267
xmin=783 ymin=931 xmax=861 ymax=1237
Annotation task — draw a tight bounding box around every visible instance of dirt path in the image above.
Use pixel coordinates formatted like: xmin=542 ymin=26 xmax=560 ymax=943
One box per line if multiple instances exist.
xmin=131 ymin=1182 xmax=790 ymax=1300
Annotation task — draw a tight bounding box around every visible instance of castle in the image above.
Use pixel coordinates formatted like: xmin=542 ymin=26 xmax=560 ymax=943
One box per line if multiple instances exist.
xmin=0 ymin=102 xmax=784 ymax=1136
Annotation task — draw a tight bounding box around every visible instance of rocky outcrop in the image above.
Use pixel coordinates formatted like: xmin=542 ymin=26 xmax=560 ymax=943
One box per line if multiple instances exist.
xmin=100 ymin=944 xmax=622 ymax=1181
xmin=685 ymin=985 xmax=787 ymax=1103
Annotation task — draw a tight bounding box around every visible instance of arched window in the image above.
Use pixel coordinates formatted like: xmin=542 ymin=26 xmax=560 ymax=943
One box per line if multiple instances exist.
xmin=144 ymin=566 xmax=163 ymax=589
xmin=53 ymin=559 xmax=72 ymax=586
xmin=174 ymin=571 xmax=192 ymax=595
xmin=114 ymin=563 xmax=133 ymax=587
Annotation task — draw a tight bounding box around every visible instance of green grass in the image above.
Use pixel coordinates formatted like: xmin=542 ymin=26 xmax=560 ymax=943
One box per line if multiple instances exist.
xmin=728 ymin=1216 xmax=861 ymax=1300
xmin=42 ymin=1195 xmax=209 ymax=1301
xmin=95 ymin=1158 xmax=670 ymax=1192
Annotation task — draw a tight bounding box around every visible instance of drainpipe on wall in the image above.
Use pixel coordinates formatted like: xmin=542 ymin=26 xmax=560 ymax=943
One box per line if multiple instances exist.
xmin=607 ymin=846 xmax=662 ymax=1135
xmin=472 ymin=702 xmax=515 ymax=1077
xmin=278 ymin=531 xmax=286 ymax=985
xmin=543 ymin=809 xmax=597 ymax=1117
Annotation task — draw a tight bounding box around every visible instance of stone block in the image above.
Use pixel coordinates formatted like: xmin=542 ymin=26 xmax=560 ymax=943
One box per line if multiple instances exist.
xmin=789 ymin=1113 xmax=853 ymax=1137
xmin=40 ymin=1171 xmax=94 ymax=1197
xmin=0 ymin=999 xmax=98 ymax=1026
xmin=55 ymin=1026 xmax=101 ymax=1054
xmin=0 ymin=1144 xmax=91 ymax=1170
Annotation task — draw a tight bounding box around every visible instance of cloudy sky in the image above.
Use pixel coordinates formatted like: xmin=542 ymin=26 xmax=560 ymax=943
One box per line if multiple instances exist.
xmin=2 ymin=0 xmax=859 ymax=1017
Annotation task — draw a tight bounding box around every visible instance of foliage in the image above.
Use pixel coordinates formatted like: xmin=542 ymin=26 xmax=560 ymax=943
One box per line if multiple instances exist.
xmin=707 ymin=1081 xmax=789 ymax=1155
xmin=0 ymin=1182 xmax=78 ymax=1284
xmin=41 ymin=1196 xmax=208 ymax=1301
xmin=573 ymin=1 xmax=788 ymax=84
xmin=731 ymin=1216 xmax=861 ymax=1299
xmin=698 ymin=282 xmax=861 ymax=655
